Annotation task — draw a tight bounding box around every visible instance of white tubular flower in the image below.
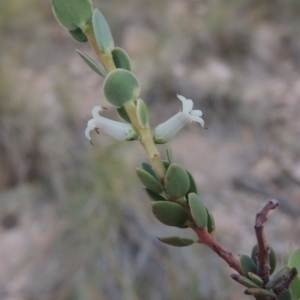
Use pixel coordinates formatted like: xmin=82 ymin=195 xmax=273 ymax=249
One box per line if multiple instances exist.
xmin=154 ymin=94 xmax=204 ymax=144
xmin=85 ymin=106 xmax=138 ymax=142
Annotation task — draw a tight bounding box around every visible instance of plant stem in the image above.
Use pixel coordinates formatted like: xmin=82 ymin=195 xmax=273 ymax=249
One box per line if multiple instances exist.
xmin=124 ymin=102 xmax=166 ymax=180
xmin=255 ymin=199 xmax=279 ymax=284
xmin=192 ymin=225 xmax=243 ymax=275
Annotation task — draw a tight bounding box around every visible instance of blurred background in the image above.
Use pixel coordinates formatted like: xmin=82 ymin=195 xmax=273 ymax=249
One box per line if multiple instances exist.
xmin=0 ymin=0 xmax=300 ymax=299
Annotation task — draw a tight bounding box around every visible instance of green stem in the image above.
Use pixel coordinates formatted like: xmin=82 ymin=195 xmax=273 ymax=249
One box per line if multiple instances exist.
xmin=124 ymin=102 xmax=166 ymax=180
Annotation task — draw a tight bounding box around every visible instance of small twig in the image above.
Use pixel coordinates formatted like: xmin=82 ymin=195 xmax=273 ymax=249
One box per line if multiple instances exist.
xmin=192 ymin=226 xmax=243 ymax=275
xmin=273 ymin=267 xmax=298 ymax=295
xmin=254 ymin=199 xmax=279 ymax=284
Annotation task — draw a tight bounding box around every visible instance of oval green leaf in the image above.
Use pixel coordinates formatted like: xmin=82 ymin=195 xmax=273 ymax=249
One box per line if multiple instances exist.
xmin=188 ymin=193 xmax=208 ymax=229
xmin=166 ymin=148 xmax=174 ymax=164
xmin=92 ymin=8 xmax=114 ymax=53
xmin=144 ymin=188 xmax=167 ymax=202
xmin=116 ymin=106 xmax=131 ymax=123
xmin=265 ymin=266 xmax=289 ymax=289
xmin=103 ymin=69 xmax=140 ymax=108
xmin=269 ymin=247 xmax=277 ymax=275
xmin=244 ymin=287 xmax=276 ymax=298
xmin=289 ymin=274 xmax=300 ymax=300
xmin=240 ymin=254 xmax=257 ymax=277
xmin=277 ymin=289 xmax=292 ymax=300
xmin=186 ymin=170 xmax=198 ymax=195
xmin=137 ymin=99 xmax=149 ymax=128
xmin=288 ymin=248 xmax=300 ymax=272
xmin=136 ymin=168 xmax=163 ymax=194
xmin=288 ymin=245 xmax=300 ymax=299
xmin=206 ymin=207 xmax=216 ymax=235
xmin=230 ymin=274 xmax=260 ymax=289
xmin=165 ymin=163 xmax=190 ymax=199
xmin=251 ymin=244 xmax=257 ymax=263
xmin=69 ymin=28 xmax=88 ymax=43
xmin=152 ymin=201 xmax=188 ymax=227
xmin=112 ymin=47 xmax=131 ymax=71
xmin=158 ymin=236 xmax=194 ymax=247
xmin=247 ymin=273 xmax=263 ymax=287
xmin=51 ymin=0 xmax=93 ymax=30
xmin=163 ymin=160 xmax=170 ymax=171
xmin=141 ymin=162 xmax=157 ymax=179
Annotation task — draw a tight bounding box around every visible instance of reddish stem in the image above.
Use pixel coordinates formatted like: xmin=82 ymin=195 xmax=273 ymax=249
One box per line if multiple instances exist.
xmin=255 ymin=199 xmax=279 ymax=283
xmin=169 ymin=195 xmax=243 ymax=275
xmin=192 ymin=225 xmax=243 ymax=275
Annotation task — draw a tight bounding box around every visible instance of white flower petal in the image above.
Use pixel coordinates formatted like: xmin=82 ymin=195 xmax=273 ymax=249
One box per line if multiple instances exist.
xmin=190 ymin=110 xmax=203 ymax=117
xmin=92 ymin=106 xmax=103 ymax=118
xmin=85 ymin=119 xmax=96 ymax=140
xmin=177 ymin=94 xmax=193 ymax=113
xmin=176 ymin=94 xmax=187 ymax=103
xmin=85 ymin=106 xmax=138 ymax=142
xmin=154 ymin=94 xmax=205 ymax=143
xmin=154 ymin=112 xmax=190 ymax=143
xmin=94 ymin=117 xmax=134 ymax=140
xmin=184 ymin=100 xmax=194 ymax=113
xmin=189 ymin=115 xmax=205 ymax=127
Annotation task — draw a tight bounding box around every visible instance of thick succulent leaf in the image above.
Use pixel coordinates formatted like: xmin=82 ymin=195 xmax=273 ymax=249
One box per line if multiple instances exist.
xmin=166 ymin=148 xmax=174 ymax=164
xmin=158 ymin=236 xmax=194 ymax=247
xmin=206 ymin=207 xmax=216 ymax=235
xmin=69 ymin=28 xmax=88 ymax=43
xmin=244 ymin=287 xmax=276 ymax=298
xmin=247 ymin=273 xmax=263 ymax=287
xmin=163 ymin=160 xmax=170 ymax=171
xmin=136 ymin=168 xmax=163 ymax=194
xmin=288 ymin=245 xmax=300 ymax=300
xmin=251 ymin=244 xmax=257 ymax=263
xmin=265 ymin=266 xmax=289 ymax=289
xmin=141 ymin=162 xmax=157 ymax=179
xmin=51 ymin=0 xmax=93 ymax=30
xmin=240 ymin=255 xmax=257 ymax=278
xmin=188 ymin=193 xmax=208 ymax=229
xmin=277 ymin=289 xmax=292 ymax=300
xmin=92 ymin=8 xmax=114 ymax=53
xmin=152 ymin=201 xmax=188 ymax=227
xmin=165 ymin=163 xmax=190 ymax=199
xmin=289 ymin=274 xmax=300 ymax=300
xmin=116 ymin=107 xmax=131 ymax=123
xmin=76 ymin=50 xmax=106 ymax=77
xmin=104 ymin=69 xmax=140 ymax=108
xmin=144 ymin=188 xmax=167 ymax=202
xmin=137 ymin=99 xmax=149 ymax=128
xmin=269 ymin=247 xmax=277 ymax=275
xmin=112 ymin=47 xmax=131 ymax=71
xmin=186 ymin=170 xmax=198 ymax=195
xmin=288 ymin=249 xmax=300 ymax=273
xmin=230 ymin=274 xmax=260 ymax=289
